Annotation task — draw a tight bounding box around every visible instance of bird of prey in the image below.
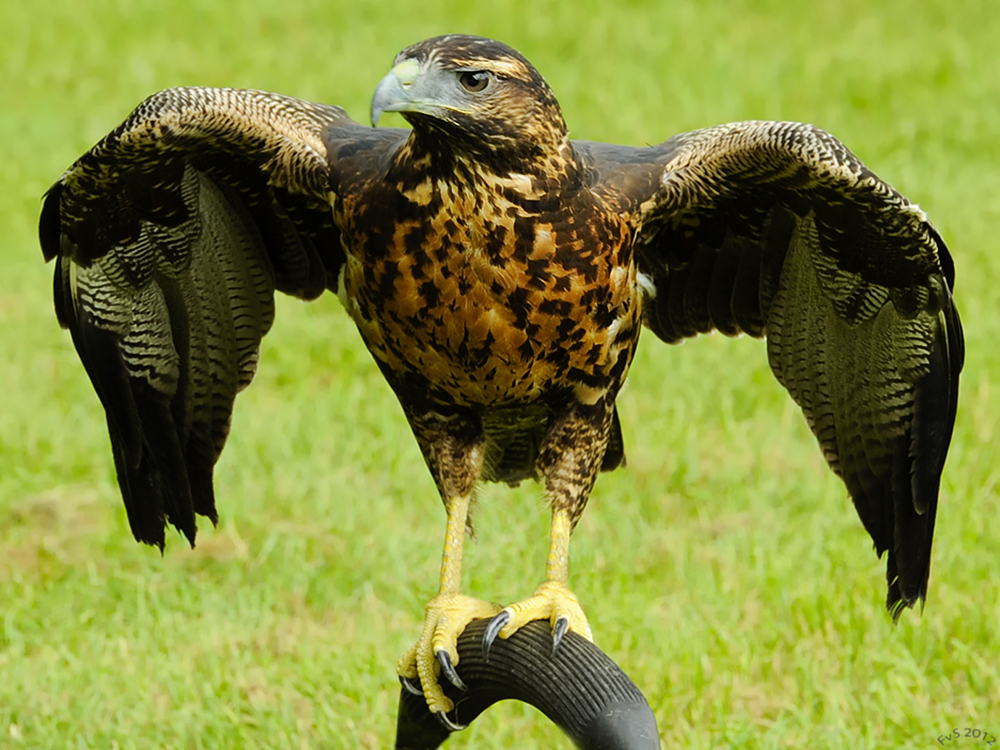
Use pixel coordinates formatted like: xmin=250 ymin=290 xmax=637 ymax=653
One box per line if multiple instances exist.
xmin=40 ymin=34 xmax=963 ymax=727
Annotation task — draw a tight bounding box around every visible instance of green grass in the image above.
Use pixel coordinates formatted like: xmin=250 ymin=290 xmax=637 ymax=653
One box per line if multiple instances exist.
xmin=2 ymin=0 xmax=998 ymax=747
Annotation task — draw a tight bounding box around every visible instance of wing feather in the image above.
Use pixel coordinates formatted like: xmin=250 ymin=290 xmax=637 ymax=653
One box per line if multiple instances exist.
xmin=588 ymin=121 xmax=964 ymax=617
xmin=40 ymin=87 xmax=379 ymax=548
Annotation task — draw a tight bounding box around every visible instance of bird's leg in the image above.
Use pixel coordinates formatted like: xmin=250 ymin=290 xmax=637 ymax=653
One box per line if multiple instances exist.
xmin=398 ymin=491 xmax=499 ymax=714
xmin=483 ymin=505 xmax=593 ymax=657
xmin=397 ymin=411 xmax=499 ymax=726
xmin=483 ymin=401 xmax=610 ymax=656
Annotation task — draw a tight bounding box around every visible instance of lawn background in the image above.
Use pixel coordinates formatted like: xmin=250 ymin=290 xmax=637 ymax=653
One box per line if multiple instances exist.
xmin=2 ymin=1 xmax=997 ymax=748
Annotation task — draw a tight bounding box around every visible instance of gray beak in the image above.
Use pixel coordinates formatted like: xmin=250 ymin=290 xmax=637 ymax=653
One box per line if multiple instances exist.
xmin=370 ymin=58 xmax=422 ymax=126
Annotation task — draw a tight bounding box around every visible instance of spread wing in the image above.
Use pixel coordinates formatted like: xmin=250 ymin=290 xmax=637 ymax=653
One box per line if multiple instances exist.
xmin=39 ymin=87 xmax=393 ymax=549
xmin=581 ymin=121 xmax=964 ymax=617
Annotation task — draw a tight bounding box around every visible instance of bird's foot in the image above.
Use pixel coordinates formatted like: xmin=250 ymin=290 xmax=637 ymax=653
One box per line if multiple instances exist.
xmin=398 ymin=593 xmax=500 ymax=726
xmin=482 ymin=580 xmax=593 ymax=659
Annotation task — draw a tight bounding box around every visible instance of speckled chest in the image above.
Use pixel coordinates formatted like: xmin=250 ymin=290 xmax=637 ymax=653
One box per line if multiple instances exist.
xmin=334 ymin=167 xmax=642 ymax=408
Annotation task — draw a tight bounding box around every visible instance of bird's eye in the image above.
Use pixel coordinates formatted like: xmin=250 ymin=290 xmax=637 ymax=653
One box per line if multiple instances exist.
xmin=458 ymin=71 xmax=491 ymax=93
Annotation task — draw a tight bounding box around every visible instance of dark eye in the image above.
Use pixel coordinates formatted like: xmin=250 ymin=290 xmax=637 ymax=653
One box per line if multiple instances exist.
xmin=458 ymin=71 xmax=490 ymax=92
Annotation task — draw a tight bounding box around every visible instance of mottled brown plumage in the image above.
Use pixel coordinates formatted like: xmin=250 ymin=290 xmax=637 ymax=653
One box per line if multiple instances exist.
xmin=41 ymin=34 xmax=962 ymax=725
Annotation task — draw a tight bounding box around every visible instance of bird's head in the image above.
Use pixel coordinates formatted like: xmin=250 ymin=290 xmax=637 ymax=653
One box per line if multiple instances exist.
xmin=371 ymin=35 xmax=570 ymax=171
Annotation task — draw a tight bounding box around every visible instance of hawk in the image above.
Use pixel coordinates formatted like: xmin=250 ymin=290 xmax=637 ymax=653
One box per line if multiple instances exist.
xmin=40 ymin=34 xmax=963 ymax=728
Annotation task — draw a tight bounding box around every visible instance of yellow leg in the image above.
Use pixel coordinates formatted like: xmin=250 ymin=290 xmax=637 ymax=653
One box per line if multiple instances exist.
xmin=489 ymin=507 xmax=593 ymax=647
xmin=398 ymin=493 xmax=499 ymax=716
xmin=546 ymin=505 xmax=572 ymax=583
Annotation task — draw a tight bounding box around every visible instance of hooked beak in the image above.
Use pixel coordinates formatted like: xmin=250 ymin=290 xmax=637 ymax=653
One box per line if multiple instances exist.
xmin=370 ymin=58 xmax=422 ymax=126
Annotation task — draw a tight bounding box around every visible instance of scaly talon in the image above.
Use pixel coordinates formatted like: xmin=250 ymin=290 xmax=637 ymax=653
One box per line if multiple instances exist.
xmin=487 ymin=579 xmax=593 ymax=657
xmin=436 ymin=649 xmax=467 ymax=691
xmin=500 ymin=580 xmax=592 ymax=642
xmin=552 ymin=615 xmax=570 ymax=655
xmin=398 ymin=592 xmax=499 ymax=715
xmin=482 ymin=609 xmax=511 ymax=660
xmin=399 ymin=675 xmax=423 ymax=697
xmin=435 ymin=710 xmax=468 ymax=732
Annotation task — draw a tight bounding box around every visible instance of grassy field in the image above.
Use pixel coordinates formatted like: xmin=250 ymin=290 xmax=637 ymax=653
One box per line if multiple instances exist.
xmin=2 ymin=0 xmax=998 ymax=747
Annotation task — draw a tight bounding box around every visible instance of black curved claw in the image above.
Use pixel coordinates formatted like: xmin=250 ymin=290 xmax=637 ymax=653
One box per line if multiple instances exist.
xmin=552 ymin=616 xmax=569 ymax=656
xmin=482 ymin=609 xmax=511 ymax=661
xmin=436 ymin=650 xmax=467 ymax=691
xmin=399 ymin=675 xmax=424 ymax=697
xmin=434 ymin=710 xmax=468 ymax=732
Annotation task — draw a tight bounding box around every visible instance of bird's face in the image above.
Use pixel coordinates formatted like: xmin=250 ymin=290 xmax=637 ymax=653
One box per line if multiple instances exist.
xmin=371 ymin=35 xmax=569 ymax=166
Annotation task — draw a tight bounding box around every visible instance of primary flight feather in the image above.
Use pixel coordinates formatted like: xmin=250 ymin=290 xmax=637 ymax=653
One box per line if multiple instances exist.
xmin=40 ymin=35 xmax=963 ymax=727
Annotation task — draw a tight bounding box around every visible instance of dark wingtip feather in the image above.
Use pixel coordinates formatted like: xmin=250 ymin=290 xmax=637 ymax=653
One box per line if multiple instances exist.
xmin=186 ymin=430 xmax=221 ymax=528
xmin=888 ymin=595 xmax=908 ymax=624
xmin=110 ymin=436 xmax=166 ymax=551
xmin=112 ymin=379 xmax=198 ymax=548
xmin=887 ymin=570 xmax=925 ymax=624
xmin=885 ymin=289 xmax=960 ymax=620
xmin=39 ymin=183 xmax=64 ymax=263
